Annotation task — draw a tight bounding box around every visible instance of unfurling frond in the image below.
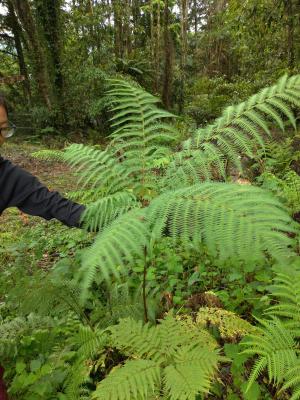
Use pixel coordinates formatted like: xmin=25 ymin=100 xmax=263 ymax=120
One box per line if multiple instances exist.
xmin=147 ymin=182 xmax=295 ymax=262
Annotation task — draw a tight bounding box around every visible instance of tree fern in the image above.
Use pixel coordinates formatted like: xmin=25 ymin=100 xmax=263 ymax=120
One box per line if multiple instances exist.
xmin=166 ymin=74 xmax=300 ymax=186
xmin=64 ymin=80 xmax=177 ymax=202
xmin=78 ymin=181 xmax=295 ymax=293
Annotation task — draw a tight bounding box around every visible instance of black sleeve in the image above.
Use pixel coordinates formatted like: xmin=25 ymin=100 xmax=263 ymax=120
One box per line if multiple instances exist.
xmin=0 ymin=157 xmax=85 ymax=228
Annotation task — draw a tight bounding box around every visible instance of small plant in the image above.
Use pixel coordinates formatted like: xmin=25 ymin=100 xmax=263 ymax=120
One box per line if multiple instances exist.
xmin=242 ymin=267 xmax=300 ymax=399
xmin=93 ymin=314 xmax=221 ymax=400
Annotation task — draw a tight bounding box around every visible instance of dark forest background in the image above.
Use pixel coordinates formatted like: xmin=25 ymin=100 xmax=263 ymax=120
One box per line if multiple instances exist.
xmin=0 ymin=0 xmax=300 ymax=137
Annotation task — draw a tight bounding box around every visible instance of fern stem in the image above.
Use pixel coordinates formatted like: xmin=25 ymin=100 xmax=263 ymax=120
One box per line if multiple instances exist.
xmin=143 ymin=246 xmax=149 ymax=323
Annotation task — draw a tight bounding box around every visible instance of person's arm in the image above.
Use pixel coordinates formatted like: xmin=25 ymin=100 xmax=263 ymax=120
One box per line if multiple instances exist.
xmin=0 ymin=157 xmax=85 ymax=228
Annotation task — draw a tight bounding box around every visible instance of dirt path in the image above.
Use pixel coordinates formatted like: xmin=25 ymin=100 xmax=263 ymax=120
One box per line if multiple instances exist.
xmin=0 ymin=140 xmax=81 ymax=254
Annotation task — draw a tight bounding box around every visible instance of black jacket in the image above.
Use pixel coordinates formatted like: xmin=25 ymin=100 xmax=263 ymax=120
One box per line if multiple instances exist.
xmin=0 ymin=156 xmax=85 ymax=227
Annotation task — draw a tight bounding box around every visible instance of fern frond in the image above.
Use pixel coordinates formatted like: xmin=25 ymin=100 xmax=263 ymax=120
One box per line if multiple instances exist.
xmin=147 ymin=182 xmax=295 ymax=262
xmin=242 ymin=317 xmax=298 ymax=390
xmin=73 ymin=325 xmax=107 ymax=359
xmin=64 ymin=144 xmax=129 ymax=194
xmin=110 ymin=318 xmax=159 ymax=360
xmin=164 ymin=346 xmax=219 ymax=399
xmin=280 ymin=360 xmax=300 ymax=400
xmin=92 ymin=360 xmax=160 ymax=400
xmin=168 ymin=74 xmax=300 ymax=185
xmin=79 ymin=209 xmax=149 ymax=295
xmin=107 ymin=79 xmax=177 ymax=194
xmin=266 ymin=270 xmax=300 ymax=332
xmin=82 ymin=191 xmax=138 ymax=232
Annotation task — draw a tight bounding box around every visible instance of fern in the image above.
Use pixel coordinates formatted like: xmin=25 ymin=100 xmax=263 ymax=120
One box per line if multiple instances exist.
xmin=92 ymin=314 xmax=220 ymax=400
xmin=81 ymin=191 xmax=138 ymax=232
xmin=93 ymin=360 xmax=160 ymax=400
xmin=64 ymin=144 xmax=129 ymax=194
xmin=60 ymin=78 xmax=300 ymax=300
xmin=166 ymin=74 xmax=300 ymax=186
xmin=243 ymin=269 xmax=300 ymax=399
xmin=64 ymin=80 xmax=177 ymax=201
xmin=266 ymin=269 xmax=300 ymax=334
xmin=79 ymin=208 xmax=149 ymax=296
xmin=78 ymin=182 xmax=295 ymax=293
xmin=147 ymin=182 xmax=295 ymax=262
xmin=242 ymin=317 xmax=298 ymax=389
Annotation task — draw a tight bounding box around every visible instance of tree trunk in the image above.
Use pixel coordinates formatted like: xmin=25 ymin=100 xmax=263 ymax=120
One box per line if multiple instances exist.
xmin=112 ymin=0 xmax=123 ymax=59
xmin=154 ymin=0 xmax=161 ymax=93
xmin=11 ymin=0 xmax=52 ymax=109
xmin=284 ymin=0 xmax=295 ymax=70
xmin=162 ymin=0 xmax=173 ymax=109
xmin=6 ymin=0 xmax=31 ymax=103
xmin=179 ymin=0 xmax=188 ymax=113
xmin=34 ymin=0 xmax=64 ymax=100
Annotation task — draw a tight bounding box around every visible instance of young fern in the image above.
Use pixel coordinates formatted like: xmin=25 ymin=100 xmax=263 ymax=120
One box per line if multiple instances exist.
xmin=92 ymin=314 xmax=220 ymax=400
xmin=243 ymin=269 xmax=300 ymax=399
xmin=266 ymin=269 xmax=300 ymax=334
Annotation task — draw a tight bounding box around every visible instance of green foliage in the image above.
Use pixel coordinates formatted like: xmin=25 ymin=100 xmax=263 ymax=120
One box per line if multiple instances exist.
xmin=61 ymin=78 xmax=299 ymax=297
xmin=266 ymin=268 xmax=300 ymax=333
xmin=31 ymin=149 xmax=64 ymax=161
xmin=93 ymin=314 xmax=221 ymax=400
xmin=242 ymin=268 xmax=300 ymax=399
xmin=259 ymin=170 xmax=300 ymax=214
xmin=147 ymin=183 xmax=295 ymax=262
xmin=167 ymin=74 xmax=300 ymax=187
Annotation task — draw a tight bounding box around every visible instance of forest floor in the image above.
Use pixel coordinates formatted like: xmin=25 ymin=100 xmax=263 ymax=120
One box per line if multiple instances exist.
xmin=0 ymin=139 xmax=86 ymax=271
